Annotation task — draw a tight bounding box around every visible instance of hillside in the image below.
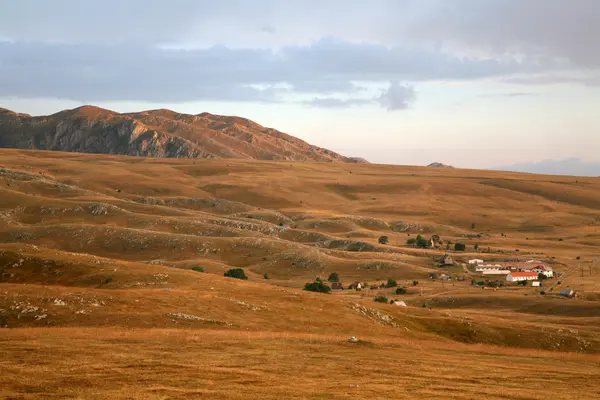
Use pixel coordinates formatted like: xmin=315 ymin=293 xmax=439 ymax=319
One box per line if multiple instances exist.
xmin=0 ymin=105 xmax=363 ymax=162
xmin=2 ymin=149 xmax=600 ymax=399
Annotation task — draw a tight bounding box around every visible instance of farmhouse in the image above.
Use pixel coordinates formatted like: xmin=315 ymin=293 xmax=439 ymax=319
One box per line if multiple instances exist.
xmin=347 ymin=281 xmax=363 ymax=290
xmin=441 ymin=254 xmax=454 ymax=266
xmin=506 ymin=272 xmax=539 ymax=282
xmin=522 ymin=264 xmax=554 ymax=278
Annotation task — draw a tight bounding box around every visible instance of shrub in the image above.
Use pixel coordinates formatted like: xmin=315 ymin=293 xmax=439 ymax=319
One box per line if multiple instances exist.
xmin=304 ymin=281 xmax=331 ymax=293
xmin=263 ymin=273 xmax=270 ymax=280
xmin=415 ymin=235 xmax=429 ymax=248
xmin=224 ymin=268 xmax=248 ymax=280
xmin=454 ymin=243 xmax=466 ymax=252
xmin=538 ymin=273 xmax=548 ymax=280
xmin=540 ymin=291 xmax=546 ymax=295
xmin=471 ymin=223 xmax=476 ymax=229
xmin=406 ymin=238 xmax=417 ymax=246
xmin=395 ymin=287 xmax=407 ymax=295
xmin=385 ymin=279 xmax=398 ymax=288
xmin=328 ymin=272 xmax=340 ymax=282
xmin=191 ymin=266 xmax=204 ymax=273
xmin=374 ymin=296 xmax=388 ymax=303
xmin=412 ymin=280 xmax=419 ymax=286
xmin=378 ymin=236 xmax=389 ymax=245
xmin=474 ymin=244 xmax=479 ymax=250
xmin=517 ymin=280 xmax=528 ymax=286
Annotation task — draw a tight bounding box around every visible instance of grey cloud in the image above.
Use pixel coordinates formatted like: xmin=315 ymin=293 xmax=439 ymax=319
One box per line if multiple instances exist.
xmin=0 ymin=40 xmax=557 ymax=105
xmin=1 ymin=0 xmax=598 ymax=69
xmin=304 ymin=82 xmax=415 ymax=111
xmin=377 ymin=82 xmax=416 ymax=110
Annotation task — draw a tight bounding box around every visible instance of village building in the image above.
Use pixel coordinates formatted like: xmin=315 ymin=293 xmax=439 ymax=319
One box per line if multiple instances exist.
xmin=347 ymin=281 xmax=363 ymax=290
xmin=532 ymin=281 xmax=541 ymax=287
xmin=441 ymin=254 xmax=454 ymax=266
xmin=506 ymin=271 xmax=539 ymax=282
xmin=475 ymin=263 xmax=506 ymax=272
xmin=468 ymin=259 xmax=484 ymax=265
xmin=560 ymin=288 xmax=576 ymax=298
xmin=482 ymin=269 xmax=510 ymax=275
xmin=331 ymin=282 xmax=344 ymax=290
xmin=522 ymin=264 xmax=554 ymax=278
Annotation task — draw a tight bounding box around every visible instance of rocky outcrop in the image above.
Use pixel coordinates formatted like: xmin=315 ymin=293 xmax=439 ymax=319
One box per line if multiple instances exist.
xmin=427 ymin=162 xmax=454 ymax=168
xmin=0 ymin=105 xmax=363 ymax=162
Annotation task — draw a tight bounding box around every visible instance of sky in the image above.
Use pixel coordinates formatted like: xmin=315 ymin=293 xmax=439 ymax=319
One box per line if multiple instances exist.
xmin=0 ymin=0 xmax=599 ymax=173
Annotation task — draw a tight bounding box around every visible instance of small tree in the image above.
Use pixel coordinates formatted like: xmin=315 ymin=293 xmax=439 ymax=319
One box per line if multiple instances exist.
xmin=538 ymin=273 xmax=548 ymax=280
xmin=416 ymin=235 xmax=429 ymax=248
xmin=191 ymin=266 xmax=204 ymax=273
xmin=395 ymin=287 xmax=407 ymax=295
xmin=304 ymin=281 xmax=331 ymax=293
xmin=406 ymin=238 xmax=417 ymax=246
xmin=385 ymin=279 xmax=398 ymax=288
xmin=454 ymin=243 xmax=466 ymax=252
xmin=471 ymin=223 xmax=476 ymax=229
xmin=378 ymin=236 xmax=389 ymax=245
xmin=374 ymin=296 xmax=388 ymax=303
xmin=328 ymin=272 xmax=340 ymax=282
xmin=263 ymin=273 xmax=270 ymax=280
xmin=412 ymin=280 xmax=419 ymax=286
xmin=474 ymin=243 xmax=479 ymax=251
xmin=224 ymin=268 xmax=248 ymax=280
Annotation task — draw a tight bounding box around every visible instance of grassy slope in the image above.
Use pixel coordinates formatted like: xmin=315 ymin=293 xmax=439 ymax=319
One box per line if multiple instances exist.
xmin=1 ymin=149 xmax=600 ymax=399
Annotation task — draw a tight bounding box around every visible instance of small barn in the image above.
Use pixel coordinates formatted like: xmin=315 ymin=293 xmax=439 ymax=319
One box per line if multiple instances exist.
xmin=390 ymin=300 xmax=407 ymax=307
xmin=331 ymin=282 xmax=344 ymax=290
xmin=441 ymin=254 xmax=454 ymax=266
xmin=532 ymin=281 xmax=541 ymax=287
xmin=348 ymin=281 xmax=363 ymax=290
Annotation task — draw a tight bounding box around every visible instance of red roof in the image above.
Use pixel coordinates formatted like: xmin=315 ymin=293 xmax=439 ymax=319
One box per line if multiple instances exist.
xmin=510 ymin=272 xmax=539 ymax=277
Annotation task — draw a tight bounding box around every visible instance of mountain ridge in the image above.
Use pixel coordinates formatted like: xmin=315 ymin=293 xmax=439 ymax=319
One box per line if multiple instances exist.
xmin=0 ymin=105 xmax=366 ymax=163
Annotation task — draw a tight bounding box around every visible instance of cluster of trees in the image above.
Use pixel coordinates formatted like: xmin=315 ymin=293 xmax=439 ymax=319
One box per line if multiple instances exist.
xmin=304 ymin=281 xmax=332 ymax=293
xmin=406 ymin=235 xmax=431 ymax=248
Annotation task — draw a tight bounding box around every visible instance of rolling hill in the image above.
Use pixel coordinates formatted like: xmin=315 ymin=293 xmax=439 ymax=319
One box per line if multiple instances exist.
xmin=1 ymin=149 xmax=600 ymax=399
xmin=0 ymin=106 xmax=364 ymax=162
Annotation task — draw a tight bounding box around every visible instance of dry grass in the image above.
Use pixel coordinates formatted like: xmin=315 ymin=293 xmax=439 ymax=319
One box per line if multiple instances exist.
xmin=2 ymin=149 xmax=600 ymax=398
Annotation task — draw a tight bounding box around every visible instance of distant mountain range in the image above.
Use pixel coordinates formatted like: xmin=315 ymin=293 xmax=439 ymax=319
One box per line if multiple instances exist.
xmin=494 ymin=158 xmax=600 ymax=177
xmin=0 ymin=105 xmax=366 ymax=163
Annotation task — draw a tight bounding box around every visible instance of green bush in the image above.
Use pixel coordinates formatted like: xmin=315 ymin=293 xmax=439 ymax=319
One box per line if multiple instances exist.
xmin=538 ymin=273 xmax=548 ymax=280
xmin=374 ymin=296 xmax=388 ymax=303
xmin=415 ymin=235 xmax=429 ymax=248
xmin=454 ymin=243 xmax=466 ymax=251
xmin=540 ymin=291 xmax=546 ymax=295
xmin=304 ymin=281 xmax=331 ymax=294
xmin=378 ymin=236 xmax=389 ymax=245
xmin=191 ymin=266 xmax=204 ymax=273
xmin=412 ymin=280 xmax=419 ymax=286
xmin=406 ymin=238 xmax=417 ymax=246
xmin=224 ymin=268 xmax=248 ymax=280
xmin=328 ymin=272 xmax=340 ymax=282
xmin=263 ymin=273 xmax=270 ymax=280
xmin=395 ymin=287 xmax=407 ymax=295
xmin=385 ymin=279 xmax=398 ymax=288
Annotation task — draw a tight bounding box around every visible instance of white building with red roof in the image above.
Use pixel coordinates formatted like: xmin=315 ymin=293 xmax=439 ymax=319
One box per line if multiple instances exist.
xmin=506 ymin=271 xmax=539 ymax=282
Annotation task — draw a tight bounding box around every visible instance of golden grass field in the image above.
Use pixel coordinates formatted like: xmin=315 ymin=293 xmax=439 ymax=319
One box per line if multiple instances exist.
xmin=1 ymin=149 xmax=600 ymax=399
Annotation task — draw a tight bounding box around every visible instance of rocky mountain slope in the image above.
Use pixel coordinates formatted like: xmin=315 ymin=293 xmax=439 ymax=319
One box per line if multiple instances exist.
xmin=0 ymin=106 xmax=364 ymax=162
xmin=427 ymin=162 xmax=454 ymax=168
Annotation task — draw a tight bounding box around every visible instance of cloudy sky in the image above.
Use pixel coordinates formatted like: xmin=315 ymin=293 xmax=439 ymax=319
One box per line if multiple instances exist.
xmin=1 ymin=0 xmax=599 ymax=172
